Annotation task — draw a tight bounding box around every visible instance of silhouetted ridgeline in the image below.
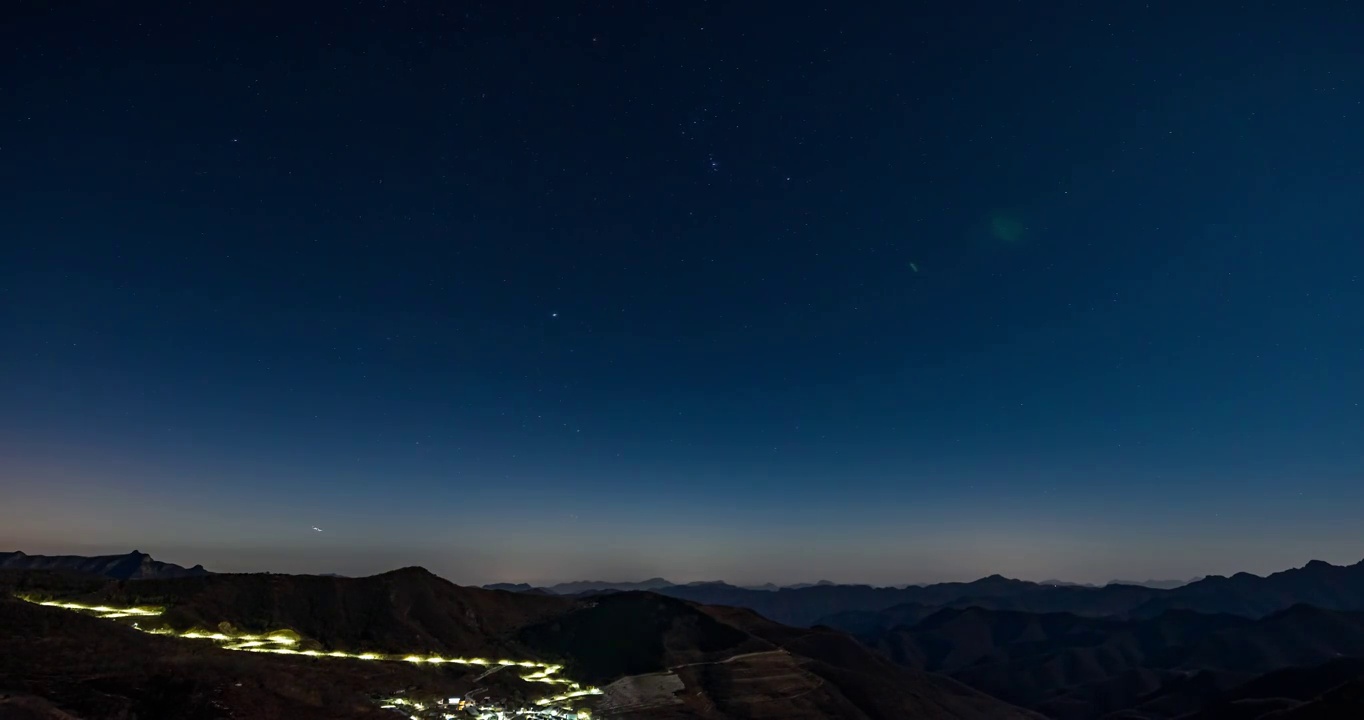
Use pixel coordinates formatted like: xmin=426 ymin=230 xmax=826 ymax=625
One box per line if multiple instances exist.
xmin=0 ymin=550 xmax=208 ymax=580
xmin=522 ymin=559 xmax=1364 ymax=627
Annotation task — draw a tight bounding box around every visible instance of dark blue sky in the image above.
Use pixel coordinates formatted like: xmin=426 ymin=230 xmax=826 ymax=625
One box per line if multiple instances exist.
xmin=3 ymin=1 xmax=1362 ymax=585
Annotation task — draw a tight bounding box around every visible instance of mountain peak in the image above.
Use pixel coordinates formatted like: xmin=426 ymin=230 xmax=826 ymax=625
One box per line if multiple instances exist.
xmin=1303 ymin=559 xmax=1334 ymax=570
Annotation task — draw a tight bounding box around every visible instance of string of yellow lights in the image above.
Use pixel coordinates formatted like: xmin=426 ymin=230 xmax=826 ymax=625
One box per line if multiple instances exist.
xmin=22 ymin=597 xmax=602 ymax=706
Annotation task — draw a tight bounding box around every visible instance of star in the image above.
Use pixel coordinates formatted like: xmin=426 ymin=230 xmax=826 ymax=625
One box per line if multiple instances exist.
xmin=551 ymin=312 xmax=559 ymax=318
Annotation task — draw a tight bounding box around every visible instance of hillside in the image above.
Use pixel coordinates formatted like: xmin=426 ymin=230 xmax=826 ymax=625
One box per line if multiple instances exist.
xmin=516 ymin=591 xmax=772 ymax=684
xmin=845 ymin=604 xmax=1364 ymax=719
xmin=695 ymin=603 xmax=1045 ymax=720
xmin=1272 ymin=674 xmax=1364 ymax=719
xmin=0 ymin=595 xmax=471 ymax=720
xmin=812 ymin=602 xmax=940 ymax=636
xmin=63 ymin=567 xmax=573 ymax=660
xmin=1182 ymin=657 xmax=1364 ymax=719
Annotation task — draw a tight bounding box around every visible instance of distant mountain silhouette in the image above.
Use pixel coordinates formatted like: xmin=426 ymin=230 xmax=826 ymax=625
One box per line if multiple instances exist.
xmin=784 ymin=580 xmax=838 ymax=589
xmin=1107 ymin=577 xmax=1203 ymax=590
xmin=537 ymin=577 xmax=676 ymax=595
xmin=660 ymin=559 xmax=1364 ymax=627
xmin=482 ymin=578 xmax=835 ymax=594
xmin=484 ymin=581 xmax=538 ymax=592
xmin=1130 ymin=559 xmax=1364 ymax=618
xmin=20 ymin=551 xmax=1364 ymax=626
xmin=0 ymin=550 xmax=208 ymax=580
xmin=474 ymin=559 xmax=1364 ymax=628
xmin=658 ymin=573 xmax=1040 ymax=626
xmin=1043 ymin=578 xmax=1201 ymax=590
xmin=739 ymin=582 xmax=781 ymax=591
xmin=1041 ymin=579 xmax=1097 ymax=587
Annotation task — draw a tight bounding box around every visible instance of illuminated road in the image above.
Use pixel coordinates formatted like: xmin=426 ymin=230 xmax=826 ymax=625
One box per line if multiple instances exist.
xmin=23 ymin=598 xmax=603 ymax=711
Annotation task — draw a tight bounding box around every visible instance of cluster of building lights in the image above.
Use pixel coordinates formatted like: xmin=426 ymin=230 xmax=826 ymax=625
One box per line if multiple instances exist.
xmin=382 ymin=696 xmax=593 ymax=720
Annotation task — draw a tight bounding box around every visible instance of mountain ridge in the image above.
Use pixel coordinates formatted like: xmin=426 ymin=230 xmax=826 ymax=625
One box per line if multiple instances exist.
xmin=662 ymin=558 xmax=1364 ymax=626
xmin=12 ymin=550 xmax=1362 ymax=625
xmin=0 ymin=550 xmax=208 ymax=580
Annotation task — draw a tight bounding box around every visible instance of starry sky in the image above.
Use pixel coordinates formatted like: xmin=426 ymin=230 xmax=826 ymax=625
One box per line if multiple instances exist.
xmin=3 ymin=1 xmax=1363 ymax=587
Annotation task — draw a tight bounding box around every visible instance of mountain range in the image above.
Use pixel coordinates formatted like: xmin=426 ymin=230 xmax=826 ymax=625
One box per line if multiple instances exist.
xmin=6 ymin=551 xmax=1364 ymax=719
xmin=0 ymin=550 xmax=208 ymax=580
xmin=11 ymin=550 xmax=1363 ymax=627
xmin=484 ymin=577 xmax=843 ymax=594
xmin=1 ymin=563 xmax=1039 ymax=720
xmin=486 ymin=577 xmax=1200 ymax=596
xmin=512 ymin=559 xmax=1363 ymax=628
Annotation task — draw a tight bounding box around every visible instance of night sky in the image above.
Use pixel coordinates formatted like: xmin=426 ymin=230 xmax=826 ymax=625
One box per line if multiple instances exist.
xmin=3 ymin=1 xmax=1362 ymax=586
